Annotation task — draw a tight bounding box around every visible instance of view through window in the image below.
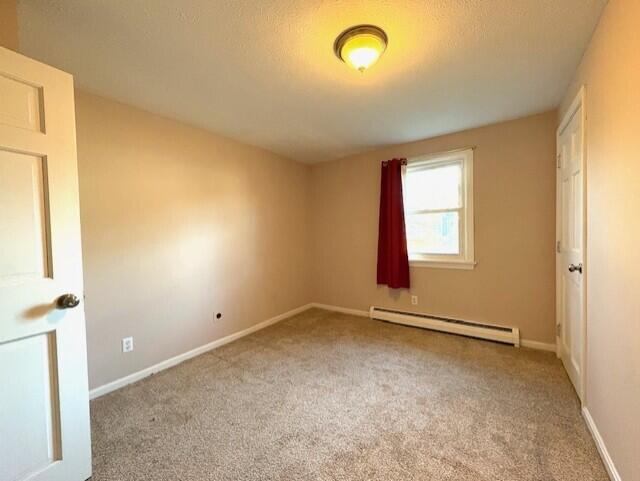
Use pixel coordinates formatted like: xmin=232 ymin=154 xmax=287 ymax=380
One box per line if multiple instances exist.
xmin=403 ymin=149 xmax=475 ymax=268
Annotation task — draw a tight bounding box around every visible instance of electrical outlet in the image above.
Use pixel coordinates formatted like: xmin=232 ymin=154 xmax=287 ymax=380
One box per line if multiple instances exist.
xmin=122 ymin=336 xmax=134 ymax=353
xmin=411 ymin=295 xmax=418 ymax=306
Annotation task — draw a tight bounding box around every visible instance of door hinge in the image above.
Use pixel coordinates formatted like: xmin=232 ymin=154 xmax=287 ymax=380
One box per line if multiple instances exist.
xmin=556 ymin=240 xmax=561 ymax=253
xmin=556 ymin=323 xmax=562 ymax=336
xmin=557 ymin=154 xmax=561 ymax=169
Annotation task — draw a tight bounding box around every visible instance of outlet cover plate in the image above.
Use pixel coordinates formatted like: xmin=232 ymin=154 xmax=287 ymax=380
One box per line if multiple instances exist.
xmin=122 ymin=336 xmax=134 ymax=353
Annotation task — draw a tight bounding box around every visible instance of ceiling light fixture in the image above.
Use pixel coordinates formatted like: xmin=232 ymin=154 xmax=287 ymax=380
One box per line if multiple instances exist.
xmin=334 ymin=25 xmax=388 ymax=72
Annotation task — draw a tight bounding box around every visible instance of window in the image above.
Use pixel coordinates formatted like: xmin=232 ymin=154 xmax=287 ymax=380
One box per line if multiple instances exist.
xmin=403 ymin=149 xmax=475 ymax=269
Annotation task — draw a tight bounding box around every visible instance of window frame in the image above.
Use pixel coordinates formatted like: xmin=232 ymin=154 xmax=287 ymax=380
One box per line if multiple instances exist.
xmin=403 ymin=148 xmax=476 ymax=270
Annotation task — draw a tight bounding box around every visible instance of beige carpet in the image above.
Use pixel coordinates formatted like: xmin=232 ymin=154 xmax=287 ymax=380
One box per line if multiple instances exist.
xmin=90 ymin=308 xmax=607 ymax=480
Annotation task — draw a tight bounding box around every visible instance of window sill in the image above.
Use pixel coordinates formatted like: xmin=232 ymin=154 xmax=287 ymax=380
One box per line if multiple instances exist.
xmin=409 ymin=259 xmax=477 ymax=270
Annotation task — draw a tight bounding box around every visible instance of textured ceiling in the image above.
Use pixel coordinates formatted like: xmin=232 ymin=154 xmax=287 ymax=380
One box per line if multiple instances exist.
xmin=17 ymin=0 xmax=606 ymax=163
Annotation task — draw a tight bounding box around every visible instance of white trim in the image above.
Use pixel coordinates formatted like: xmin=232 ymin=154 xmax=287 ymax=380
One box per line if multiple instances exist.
xmin=89 ymin=303 xmax=314 ymax=399
xmin=405 ymin=206 xmax=462 ymax=216
xmin=556 ymin=85 xmax=587 ymax=402
xmin=90 ymin=302 xmax=560 ymax=399
xmin=582 ymin=407 xmax=621 ymax=481
xmin=409 ymin=259 xmax=477 ymax=270
xmin=520 ymin=339 xmax=557 ymax=353
xmin=97 ymin=301 xmax=545 ymax=398
xmin=370 ymin=306 xmax=520 ymax=346
xmin=406 ymin=146 xmax=476 ymax=165
xmin=558 ymin=86 xmax=586 ymax=133
xmin=404 ymin=148 xmax=475 ymax=268
xmin=309 ymin=303 xmax=369 ymax=317
xmin=311 ymin=303 xmax=556 ymax=353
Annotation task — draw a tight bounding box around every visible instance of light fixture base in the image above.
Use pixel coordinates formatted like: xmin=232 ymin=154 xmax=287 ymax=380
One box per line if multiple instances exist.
xmin=334 ymin=24 xmax=388 ymax=71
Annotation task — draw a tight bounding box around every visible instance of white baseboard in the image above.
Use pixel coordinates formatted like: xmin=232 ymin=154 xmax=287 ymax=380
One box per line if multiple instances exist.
xmin=91 ymin=302 xmax=558 ymax=399
xmin=309 ymin=303 xmax=369 ymax=317
xmin=582 ymin=407 xmax=621 ymax=481
xmin=312 ymin=303 xmax=557 ymax=353
xmin=89 ymin=303 xmax=314 ymax=400
xmin=520 ymin=339 xmax=557 ymax=353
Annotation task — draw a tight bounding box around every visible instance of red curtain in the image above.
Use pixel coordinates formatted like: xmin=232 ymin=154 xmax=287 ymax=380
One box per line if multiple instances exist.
xmin=377 ymin=158 xmax=410 ymax=289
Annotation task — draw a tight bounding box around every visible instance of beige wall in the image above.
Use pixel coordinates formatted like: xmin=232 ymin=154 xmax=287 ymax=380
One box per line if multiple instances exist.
xmin=311 ymin=112 xmax=557 ymax=344
xmin=7 ymin=4 xmax=638 ymax=476
xmin=0 ymin=0 xmax=19 ymax=50
xmin=75 ymin=91 xmax=312 ymax=389
xmin=560 ymin=0 xmax=640 ymax=479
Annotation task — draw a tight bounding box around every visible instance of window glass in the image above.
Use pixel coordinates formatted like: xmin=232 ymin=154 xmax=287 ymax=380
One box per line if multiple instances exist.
xmin=404 ymin=162 xmax=462 ymax=212
xmin=403 ymin=150 xmax=474 ymax=266
xmin=406 ymin=211 xmax=460 ymax=255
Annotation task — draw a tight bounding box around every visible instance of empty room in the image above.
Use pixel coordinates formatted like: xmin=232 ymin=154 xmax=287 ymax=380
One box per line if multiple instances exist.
xmin=1 ymin=1 xmax=638 ymax=480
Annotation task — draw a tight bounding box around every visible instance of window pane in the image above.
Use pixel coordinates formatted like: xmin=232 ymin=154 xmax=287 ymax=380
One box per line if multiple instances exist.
xmin=404 ymin=162 xmax=462 ymax=211
xmin=406 ymin=211 xmax=460 ymax=255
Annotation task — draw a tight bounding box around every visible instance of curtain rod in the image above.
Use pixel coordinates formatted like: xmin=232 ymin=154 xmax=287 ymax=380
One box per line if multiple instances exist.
xmin=381 ymin=158 xmax=407 ymax=166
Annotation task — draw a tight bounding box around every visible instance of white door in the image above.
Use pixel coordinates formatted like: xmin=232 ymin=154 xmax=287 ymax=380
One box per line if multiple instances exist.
xmin=556 ymin=88 xmax=586 ymax=402
xmin=0 ymin=47 xmax=92 ymax=481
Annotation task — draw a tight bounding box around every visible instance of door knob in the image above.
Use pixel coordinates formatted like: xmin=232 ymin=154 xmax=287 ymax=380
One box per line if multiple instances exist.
xmin=56 ymin=293 xmax=80 ymax=309
xmin=568 ymin=263 xmax=583 ymax=274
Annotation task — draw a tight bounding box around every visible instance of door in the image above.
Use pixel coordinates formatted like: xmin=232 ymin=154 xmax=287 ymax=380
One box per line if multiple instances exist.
xmin=556 ymin=88 xmax=586 ymax=402
xmin=0 ymin=47 xmax=92 ymax=480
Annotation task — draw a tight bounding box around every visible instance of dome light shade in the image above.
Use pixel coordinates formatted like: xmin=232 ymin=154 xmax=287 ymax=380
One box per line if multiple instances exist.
xmin=334 ymin=25 xmax=388 ymax=72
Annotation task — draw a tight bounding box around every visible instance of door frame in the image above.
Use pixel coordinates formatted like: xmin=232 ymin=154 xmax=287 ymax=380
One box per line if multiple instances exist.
xmin=555 ymin=86 xmax=587 ymax=403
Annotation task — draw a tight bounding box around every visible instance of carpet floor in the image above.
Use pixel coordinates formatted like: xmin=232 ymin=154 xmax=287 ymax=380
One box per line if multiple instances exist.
xmin=90 ymin=308 xmax=607 ymax=480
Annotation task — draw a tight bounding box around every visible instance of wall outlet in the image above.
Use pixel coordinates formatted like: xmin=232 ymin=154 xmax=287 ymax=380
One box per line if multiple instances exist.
xmin=411 ymin=295 xmax=418 ymax=306
xmin=122 ymin=336 xmax=134 ymax=353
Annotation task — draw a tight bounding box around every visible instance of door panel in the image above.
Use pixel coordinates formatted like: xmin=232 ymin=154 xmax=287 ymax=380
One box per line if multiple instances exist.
xmin=0 ymin=47 xmax=91 ymax=481
xmin=0 ymin=333 xmax=61 ymax=481
xmin=0 ymin=150 xmax=50 ymax=283
xmin=557 ymin=91 xmax=585 ymax=401
xmin=0 ymin=72 xmax=44 ymax=133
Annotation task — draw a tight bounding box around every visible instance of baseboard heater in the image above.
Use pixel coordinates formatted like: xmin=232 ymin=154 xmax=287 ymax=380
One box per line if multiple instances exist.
xmin=369 ymin=306 xmax=520 ymax=347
